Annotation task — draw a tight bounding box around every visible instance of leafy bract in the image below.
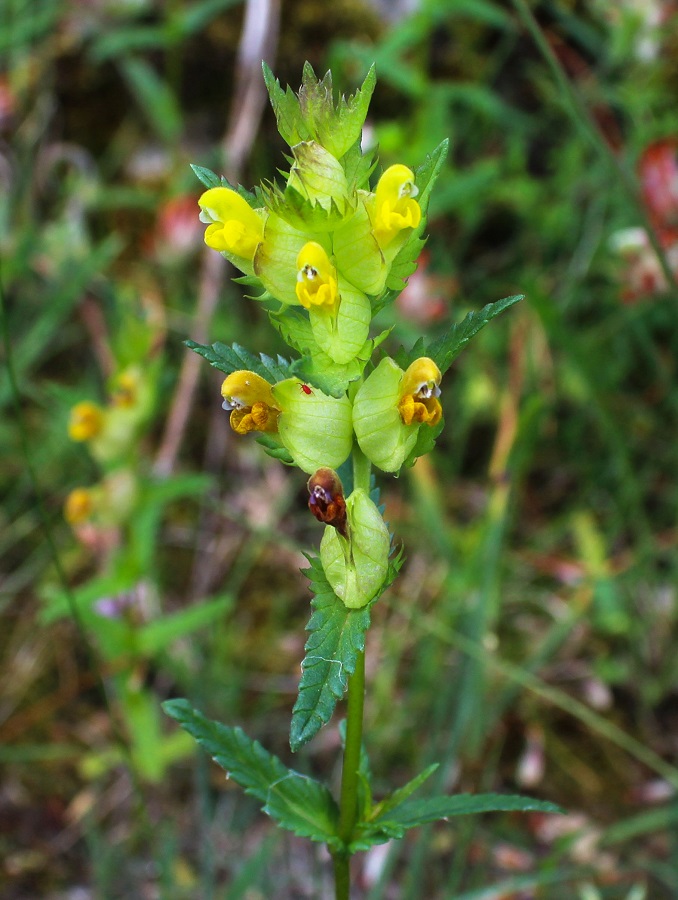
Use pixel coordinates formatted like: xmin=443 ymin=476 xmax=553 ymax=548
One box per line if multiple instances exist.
xmin=395 ymin=294 xmax=524 ymax=374
xmin=262 ymin=62 xmax=376 ymax=160
xmin=185 ymin=340 xmax=292 ymax=383
xmin=290 ymin=555 xmax=371 ymax=751
xmin=255 ymin=433 xmax=294 ymax=465
xmin=353 ymin=792 xmax=563 ymax=850
xmin=190 ymin=164 xmax=259 ymax=205
xmin=163 ymin=699 xmax=340 ymax=847
xmin=414 ymin=139 xmax=450 ymax=217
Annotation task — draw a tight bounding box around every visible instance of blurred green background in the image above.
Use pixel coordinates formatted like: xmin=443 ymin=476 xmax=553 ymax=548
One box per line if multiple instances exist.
xmin=3 ymin=0 xmax=678 ymax=896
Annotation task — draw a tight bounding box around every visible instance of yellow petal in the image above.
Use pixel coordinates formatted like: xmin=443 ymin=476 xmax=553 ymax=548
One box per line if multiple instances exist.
xmin=68 ymin=402 xmax=104 ymax=442
xmin=199 ymin=188 xmax=264 ymax=259
xmin=295 ymin=241 xmax=339 ymax=310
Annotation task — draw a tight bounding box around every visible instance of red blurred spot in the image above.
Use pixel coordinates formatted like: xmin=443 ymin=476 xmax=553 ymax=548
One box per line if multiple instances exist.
xmin=638 ymin=139 xmax=678 ymax=240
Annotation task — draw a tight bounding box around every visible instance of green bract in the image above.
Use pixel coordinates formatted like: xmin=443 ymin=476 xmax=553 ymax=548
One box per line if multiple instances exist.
xmin=287 ymin=142 xmax=352 ymax=223
xmin=273 ymin=379 xmax=353 ymax=474
xmin=262 ymin=62 xmax=376 ymax=161
xmin=352 ymin=357 xmax=419 ymax=473
xmin=319 ymin=489 xmax=390 ymax=609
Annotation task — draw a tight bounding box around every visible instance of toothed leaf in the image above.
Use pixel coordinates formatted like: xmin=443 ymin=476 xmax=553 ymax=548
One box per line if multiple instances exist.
xmin=185 ymin=340 xmax=292 ymax=383
xmin=352 ymin=792 xmax=563 ymax=850
xmin=395 ymin=294 xmax=523 ymax=375
xmin=163 ymin=699 xmax=340 ymax=846
xmin=290 ymin=555 xmax=371 ymax=751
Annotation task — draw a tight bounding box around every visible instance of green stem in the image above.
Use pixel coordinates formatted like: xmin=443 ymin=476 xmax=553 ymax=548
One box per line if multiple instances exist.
xmin=332 ymin=444 xmax=371 ymax=899
xmin=334 ymin=647 xmax=366 ymax=899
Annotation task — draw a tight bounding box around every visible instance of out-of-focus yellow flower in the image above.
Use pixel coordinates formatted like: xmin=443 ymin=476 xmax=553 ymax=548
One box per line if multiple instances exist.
xmin=198 ymin=188 xmax=264 ymax=260
xmin=221 ymin=371 xmax=281 ymax=435
xmin=68 ymin=402 xmax=104 ymax=442
xmin=295 ymin=242 xmax=339 ymax=310
xmin=110 ymin=370 xmax=139 ymax=408
xmin=64 ymin=488 xmax=95 ymax=524
xmin=398 ymin=357 xmax=442 ymax=426
xmin=372 ymin=164 xmax=421 ymax=248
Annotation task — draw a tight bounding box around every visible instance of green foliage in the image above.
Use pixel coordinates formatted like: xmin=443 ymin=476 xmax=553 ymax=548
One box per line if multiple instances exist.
xmin=291 ymin=546 xmax=404 ymax=751
xmin=262 ymin=61 xmax=377 ymax=159
xmin=290 ymin=555 xmax=372 ymax=751
xmin=355 ymin=793 xmax=563 ymax=849
xmin=163 ymin=699 xmax=341 ymax=847
xmin=185 ymin=340 xmax=292 ymax=383
xmin=396 ymin=294 xmax=524 ymax=374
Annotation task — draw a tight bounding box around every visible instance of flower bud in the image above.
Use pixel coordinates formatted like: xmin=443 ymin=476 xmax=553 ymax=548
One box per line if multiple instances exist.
xmin=307 ymin=467 xmax=347 ymax=538
xmin=287 ymin=141 xmax=350 ymax=220
xmin=221 ymin=371 xmax=281 ymax=435
xmin=319 ymin=489 xmax=390 ymax=609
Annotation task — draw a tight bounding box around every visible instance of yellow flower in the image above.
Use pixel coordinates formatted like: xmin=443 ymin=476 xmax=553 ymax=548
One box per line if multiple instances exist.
xmin=221 ymin=371 xmax=281 ymax=435
xmin=397 ymin=357 xmax=442 ymax=427
xmin=64 ymin=488 xmax=95 ymax=525
xmin=198 ymin=188 xmax=264 ymax=260
xmin=295 ymin=242 xmax=339 ymax=310
xmin=68 ymin=401 xmax=104 ymax=442
xmin=110 ymin=370 xmax=139 ymax=408
xmin=372 ymin=164 xmax=422 ymax=248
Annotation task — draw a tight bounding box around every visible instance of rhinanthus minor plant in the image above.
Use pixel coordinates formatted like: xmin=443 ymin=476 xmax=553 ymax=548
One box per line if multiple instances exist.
xmin=163 ymin=64 xmax=560 ymax=898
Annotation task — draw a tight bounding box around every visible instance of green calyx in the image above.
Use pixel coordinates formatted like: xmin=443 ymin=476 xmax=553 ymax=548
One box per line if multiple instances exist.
xmin=319 ymin=489 xmax=390 ymax=609
xmin=273 ymin=379 xmax=353 ymax=474
xmin=352 ymin=358 xmax=419 ymax=473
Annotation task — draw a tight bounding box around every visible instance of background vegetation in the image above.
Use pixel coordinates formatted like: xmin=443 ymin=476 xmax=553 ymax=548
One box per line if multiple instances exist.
xmin=3 ymin=0 xmax=678 ymax=896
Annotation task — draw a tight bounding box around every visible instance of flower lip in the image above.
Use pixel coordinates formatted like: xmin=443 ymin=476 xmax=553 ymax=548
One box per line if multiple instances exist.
xmin=372 ymin=164 xmax=422 ymax=248
xmin=295 ymin=241 xmax=339 ymax=310
xmin=198 ymin=187 xmax=264 ymax=260
xmin=398 ymin=357 xmax=443 ymax=428
xmin=220 ymin=370 xmax=280 ymax=435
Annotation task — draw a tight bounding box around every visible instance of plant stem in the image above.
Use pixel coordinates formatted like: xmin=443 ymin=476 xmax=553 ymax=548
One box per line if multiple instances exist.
xmin=334 ymin=647 xmax=366 ymax=899
xmin=332 ymin=444 xmax=371 ymax=898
